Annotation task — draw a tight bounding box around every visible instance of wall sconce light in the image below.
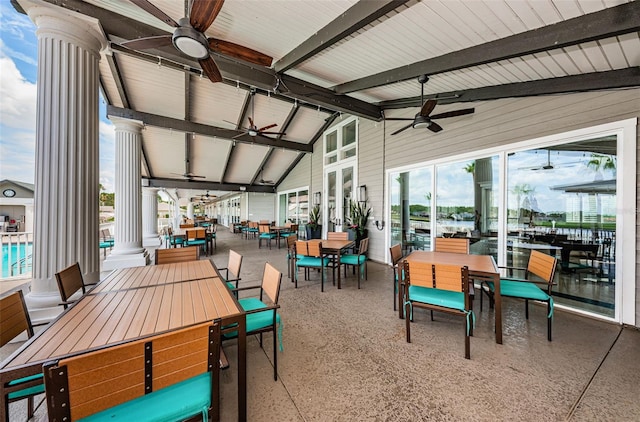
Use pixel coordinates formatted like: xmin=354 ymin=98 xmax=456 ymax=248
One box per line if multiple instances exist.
xmin=358 ymin=185 xmax=367 ymax=202
xmin=313 ymin=191 xmax=321 ymax=205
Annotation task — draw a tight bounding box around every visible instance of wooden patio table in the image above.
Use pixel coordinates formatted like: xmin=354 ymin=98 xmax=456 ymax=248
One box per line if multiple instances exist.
xmin=403 ymin=251 xmax=502 ymax=344
xmin=308 ymin=239 xmax=355 ymax=289
xmin=0 ymin=261 xmax=248 ymax=422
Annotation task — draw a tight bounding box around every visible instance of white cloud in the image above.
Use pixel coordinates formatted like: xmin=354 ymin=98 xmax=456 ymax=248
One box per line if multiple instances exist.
xmin=0 ymin=56 xmax=36 ymax=130
xmin=99 ymin=120 xmax=116 ymax=191
xmin=0 ymin=38 xmax=37 ymax=67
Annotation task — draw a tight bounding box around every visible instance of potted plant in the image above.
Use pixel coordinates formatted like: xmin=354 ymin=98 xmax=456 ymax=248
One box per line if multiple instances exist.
xmin=306 ymin=204 xmax=322 ymax=239
xmin=348 ymin=199 xmax=372 ymax=249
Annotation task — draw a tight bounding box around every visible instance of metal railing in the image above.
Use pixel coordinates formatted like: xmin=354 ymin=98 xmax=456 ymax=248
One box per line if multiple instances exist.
xmin=1 ymin=232 xmax=33 ymax=279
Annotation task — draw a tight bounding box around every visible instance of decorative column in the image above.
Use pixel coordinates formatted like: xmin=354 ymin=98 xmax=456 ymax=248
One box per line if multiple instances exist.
xmin=187 ymin=202 xmax=194 ymax=220
xmin=102 ymin=118 xmax=150 ymax=270
xmin=25 ymin=4 xmax=105 ymax=322
xmin=142 ymin=187 xmax=161 ymax=246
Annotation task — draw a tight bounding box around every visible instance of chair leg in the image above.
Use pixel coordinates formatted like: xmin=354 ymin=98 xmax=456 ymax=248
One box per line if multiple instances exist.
xmin=464 ymin=322 xmax=471 ymax=359
xmin=393 ymin=278 xmax=397 ymax=311
xmin=547 ymin=301 xmax=553 ymax=342
xmin=430 ymin=310 xmax=434 ymax=321
xmin=273 ymin=329 xmax=278 ymax=381
xmin=405 ymin=302 xmax=411 ymax=343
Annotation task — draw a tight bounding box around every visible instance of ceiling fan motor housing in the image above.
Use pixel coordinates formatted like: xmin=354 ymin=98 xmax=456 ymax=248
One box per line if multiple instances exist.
xmin=172 ymin=18 xmax=210 ymax=59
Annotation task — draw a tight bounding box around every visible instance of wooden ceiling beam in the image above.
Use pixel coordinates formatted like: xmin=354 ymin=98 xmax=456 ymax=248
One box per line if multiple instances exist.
xmin=335 ymin=1 xmax=640 ymax=94
xmin=145 ymin=177 xmax=275 ymax=193
xmin=378 ymin=68 xmax=640 ymax=108
xmin=106 ymin=105 xmax=313 ymax=152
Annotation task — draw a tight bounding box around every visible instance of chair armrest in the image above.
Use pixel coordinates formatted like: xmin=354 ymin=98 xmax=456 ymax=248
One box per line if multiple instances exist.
xmin=84 ymin=282 xmax=98 ymax=286
xmin=244 ymin=303 xmax=280 ymax=315
xmin=498 ymin=265 xmax=527 ymax=272
xmin=59 ymin=300 xmax=76 ymax=307
xmin=232 ymin=284 xmax=261 ymax=292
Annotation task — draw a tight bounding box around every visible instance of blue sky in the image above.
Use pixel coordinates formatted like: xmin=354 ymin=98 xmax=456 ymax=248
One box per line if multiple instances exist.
xmin=0 ymin=2 xmax=115 ymax=191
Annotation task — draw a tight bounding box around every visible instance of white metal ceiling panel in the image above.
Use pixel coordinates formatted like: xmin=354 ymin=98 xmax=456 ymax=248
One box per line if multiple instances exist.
xmin=285 ymin=107 xmax=333 ymax=144
xmin=249 ymin=95 xmax=293 ymax=136
xmin=190 ymin=77 xmax=247 ymax=129
xmin=117 ymin=54 xmax=185 ymax=119
xmin=262 ymin=149 xmax=300 ymax=184
xmin=190 ymin=135 xmax=233 ymax=182
xmin=141 ymin=126 xmax=186 ymax=179
xmin=224 ymin=143 xmax=270 ymax=184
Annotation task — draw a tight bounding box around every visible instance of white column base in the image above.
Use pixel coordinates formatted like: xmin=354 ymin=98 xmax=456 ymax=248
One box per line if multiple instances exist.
xmin=24 ymin=291 xmax=65 ymax=324
xmin=143 ymin=235 xmax=162 ymax=247
xmin=102 ymin=250 xmax=150 ymax=271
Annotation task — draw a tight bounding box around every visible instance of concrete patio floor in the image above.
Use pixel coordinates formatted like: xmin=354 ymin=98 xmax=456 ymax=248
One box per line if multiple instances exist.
xmin=3 ymin=226 xmax=639 ymax=421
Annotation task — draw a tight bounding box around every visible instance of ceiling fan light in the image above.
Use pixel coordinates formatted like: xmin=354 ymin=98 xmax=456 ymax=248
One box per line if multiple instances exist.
xmin=172 ymin=26 xmax=209 ymax=59
xmin=412 ymin=115 xmax=430 ymax=129
xmin=248 ymin=129 xmax=258 ymax=136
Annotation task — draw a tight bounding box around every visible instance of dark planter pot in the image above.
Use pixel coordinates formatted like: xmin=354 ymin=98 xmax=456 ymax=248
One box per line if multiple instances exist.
xmin=306 ymin=225 xmax=322 ymax=240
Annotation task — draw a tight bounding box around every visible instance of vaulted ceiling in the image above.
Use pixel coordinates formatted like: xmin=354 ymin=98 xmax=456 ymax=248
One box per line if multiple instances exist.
xmin=14 ymin=0 xmax=640 ymax=202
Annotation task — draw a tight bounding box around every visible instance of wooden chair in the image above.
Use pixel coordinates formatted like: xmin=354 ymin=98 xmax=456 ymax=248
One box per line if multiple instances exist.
xmin=327 ymin=231 xmax=348 ymax=240
xmin=99 ymin=228 xmax=114 ymax=257
xmin=224 ymin=263 xmax=283 ymax=381
xmin=404 ymin=261 xmax=474 ymax=359
xmin=294 ymin=241 xmax=331 ymax=292
xmin=155 ymin=245 xmax=199 ymax=265
xmin=480 ymin=250 xmax=558 ymax=341
xmin=186 ymin=228 xmax=208 ymax=256
xmin=434 ymin=237 xmax=470 ymax=254
xmin=389 ymin=243 xmax=404 ymax=314
xmin=285 ymin=234 xmax=299 ymax=279
xmin=340 ymin=237 xmax=369 ymax=289
xmin=207 ymin=224 xmax=217 ymax=252
xmin=43 ymin=321 xmax=221 ymax=422
xmin=1 ymin=290 xmax=47 ymax=421
xmin=179 ymin=223 xmax=194 ymax=228
xmin=219 ymin=250 xmax=243 ymax=291
xmin=54 ymin=262 xmax=96 ymax=309
xmin=258 ymin=223 xmax=277 ymax=249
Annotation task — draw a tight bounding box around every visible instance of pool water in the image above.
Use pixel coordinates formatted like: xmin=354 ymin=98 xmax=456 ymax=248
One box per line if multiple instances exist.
xmin=1 ymin=243 xmax=32 ymax=278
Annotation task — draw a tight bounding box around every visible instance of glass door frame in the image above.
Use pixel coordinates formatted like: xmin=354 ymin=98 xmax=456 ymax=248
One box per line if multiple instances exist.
xmin=384 ymin=118 xmax=636 ymax=325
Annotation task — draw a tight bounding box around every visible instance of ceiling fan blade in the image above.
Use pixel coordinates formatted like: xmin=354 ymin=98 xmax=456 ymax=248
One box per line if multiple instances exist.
xmin=199 ymin=57 xmax=222 ymax=83
xmin=419 ymin=99 xmax=437 ymax=117
xmin=190 ymin=0 xmax=224 ymax=33
xmin=260 ymin=131 xmax=286 ymax=136
xmin=248 ymin=117 xmax=255 ymax=128
xmin=430 ymin=108 xmax=475 ymax=120
xmin=130 ymin=0 xmax=179 ymax=27
xmin=258 ymin=123 xmax=277 ymax=132
xmin=428 ymin=122 xmax=443 ymax=133
xmin=384 ymin=117 xmax=414 ymax=121
xmin=208 ymin=38 xmax=273 ymax=67
xmin=120 ymin=35 xmax=173 ymax=50
xmin=391 ymin=123 xmax=413 ymax=136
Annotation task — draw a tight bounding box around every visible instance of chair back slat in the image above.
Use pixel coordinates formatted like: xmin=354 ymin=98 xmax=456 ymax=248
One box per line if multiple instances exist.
xmin=358 ymin=238 xmax=369 ymax=254
xmin=307 ymin=241 xmax=322 ymax=257
xmin=405 ymin=261 xmax=433 ymax=288
xmin=228 ymin=250 xmax=243 ymax=277
xmin=327 ymin=231 xmax=348 ymax=240
xmin=0 ymin=290 xmax=34 ymax=347
xmin=155 ymin=246 xmax=199 ymax=264
xmin=434 ymin=237 xmax=470 ymax=254
xmin=179 ymin=223 xmax=194 ymax=228
xmin=262 ymin=263 xmax=282 ymax=305
xmin=295 ymin=241 xmax=309 ymax=256
xmin=55 ymin=262 xmax=86 ymax=302
xmin=259 ymin=224 xmax=271 ymax=234
xmin=527 ymin=250 xmax=557 ymax=285
xmin=433 ymin=264 xmax=467 ymax=292
xmin=286 ymin=234 xmax=298 ymax=249
xmin=390 ymin=244 xmax=403 ymax=266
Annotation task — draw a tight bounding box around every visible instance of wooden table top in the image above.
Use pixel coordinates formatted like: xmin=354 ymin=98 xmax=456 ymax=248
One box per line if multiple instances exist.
xmin=308 ymin=239 xmax=355 ymax=251
xmin=404 ymin=251 xmax=498 ymax=275
xmin=92 ymin=260 xmax=218 ymax=293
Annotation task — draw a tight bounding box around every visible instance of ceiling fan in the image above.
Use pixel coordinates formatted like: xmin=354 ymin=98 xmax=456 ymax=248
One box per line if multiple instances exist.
xmin=171 ymin=172 xmax=205 ymax=180
xmin=518 ymin=150 xmax=582 ymax=171
xmin=121 ymin=0 xmax=273 ymax=83
xmin=231 ymin=90 xmax=286 ymax=139
xmin=193 ymin=190 xmax=216 ymax=201
xmin=386 ymin=75 xmax=475 ymax=136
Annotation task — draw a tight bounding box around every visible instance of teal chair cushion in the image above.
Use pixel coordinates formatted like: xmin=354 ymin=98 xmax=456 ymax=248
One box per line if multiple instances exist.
xmin=259 ymin=233 xmax=276 ymax=239
xmin=499 ymin=279 xmax=550 ymax=302
xmin=99 ymin=241 xmax=112 ymax=249
xmin=186 ymin=239 xmax=206 ymax=246
xmin=79 ymin=372 xmax=211 ymax=422
xmin=296 ymin=257 xmax=330 ymax=268
xmin=7 ymin=373 xmax=44 ymax=399
xmin=340 ymin=255 xmax=366 ymax=265
xmin=223 ymin=298 xmax=283 ymax=351
xmin=408 ymin=285 xmax=465 ymax=311
xmin=226 ymin=281 xmax=236 ymax=290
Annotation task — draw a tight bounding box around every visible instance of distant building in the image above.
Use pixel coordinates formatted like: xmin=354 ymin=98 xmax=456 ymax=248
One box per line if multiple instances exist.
xmin=0 ymin=180 xmax=34 ymax=232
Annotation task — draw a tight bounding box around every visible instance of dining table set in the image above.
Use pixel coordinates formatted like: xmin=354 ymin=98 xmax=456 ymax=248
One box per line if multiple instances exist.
xmin=0 ymin=260 xmax=249 ymax=421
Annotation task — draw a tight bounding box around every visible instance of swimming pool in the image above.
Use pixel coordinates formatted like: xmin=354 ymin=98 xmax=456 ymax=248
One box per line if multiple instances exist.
xmin=1 ymin=242 xmax=32 ymax=278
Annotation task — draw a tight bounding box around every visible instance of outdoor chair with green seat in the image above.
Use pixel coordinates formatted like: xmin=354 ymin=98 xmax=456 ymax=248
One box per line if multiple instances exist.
xmin=223 ymin=263 xmax=283 ymax=381
xmin=1 ymin=290 xmax=47 ymax=422
xmin=185 ymin=227 xmax=208 ymax=256
xmin=155 ymin=245 xmax=199 ymax=265
xmin=403 ymin=260 xmax=474 ymax=359
xmin=479 ymin=249 xmax=558 ymax=341
xmin=294 ymin=240 xmax=332 ymax=292
xmin=285 ymin=234 xmax=299 ymax=280
xmin=340 ymin=237 xmax=369 ymax=289
xmin=43 ymin=321 xmax=221 ymax=422
xmin=206 ymin=224 xmax=217 ymax=252
xmin=54 ymin=262 xmax=97 ymax=309
xmin=99 ymin=228 xmax=114 ymax=257
xmin=258 ymin=223 xmax=277 ymax=249
xmin=219 ymin=250 xmax=243 ymax=292
xmin=434 ymin=237 xmax=470 ymax=254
